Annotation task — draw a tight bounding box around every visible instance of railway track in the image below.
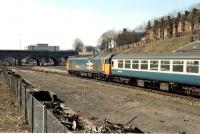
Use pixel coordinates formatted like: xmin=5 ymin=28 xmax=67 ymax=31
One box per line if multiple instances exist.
xmin=71 ymin=75 xmax=200 ymax=106
xmin=8 ymin=66 xmax=200 ymax=106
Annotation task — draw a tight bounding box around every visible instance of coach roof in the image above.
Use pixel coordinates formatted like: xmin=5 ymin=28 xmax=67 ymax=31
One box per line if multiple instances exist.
xmin=112 ymin=52 xmax=200 ymax=59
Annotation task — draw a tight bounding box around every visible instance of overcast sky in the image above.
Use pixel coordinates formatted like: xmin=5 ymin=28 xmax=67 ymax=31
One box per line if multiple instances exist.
xmin=0 ymin=0 xmax=199 ymax=50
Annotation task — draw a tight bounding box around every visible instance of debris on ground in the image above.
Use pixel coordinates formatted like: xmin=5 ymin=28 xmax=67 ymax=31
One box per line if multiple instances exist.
xmin=41 ymin=96 xmax=84 ymax=132
xmin=51 ymin=102 xmax=84 ymax=131
xmin=45 ymin=99 xmax=144 ymax=133
xmin=85 ymin=116 xmax=143 ymax=133
xmin=33 ymin=89 xmax=143 ymax=133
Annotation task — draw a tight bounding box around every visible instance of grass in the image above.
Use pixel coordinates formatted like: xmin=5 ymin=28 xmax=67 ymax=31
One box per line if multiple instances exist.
xmin=120 ymin=34 xmax=195 ymax=54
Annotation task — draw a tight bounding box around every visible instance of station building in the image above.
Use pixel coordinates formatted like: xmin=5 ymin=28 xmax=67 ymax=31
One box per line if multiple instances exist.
xmin=27 ymin=43 xmax=60 ymax=51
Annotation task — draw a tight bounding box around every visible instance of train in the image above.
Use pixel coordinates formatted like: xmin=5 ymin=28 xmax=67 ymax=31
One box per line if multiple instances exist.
xmin=66 ymin=52 xmax=200 ymax=97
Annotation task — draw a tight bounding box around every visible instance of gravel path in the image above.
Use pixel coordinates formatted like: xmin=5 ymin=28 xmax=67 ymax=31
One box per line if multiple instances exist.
xmin=13 ymin=69 xmax=200 ymax=133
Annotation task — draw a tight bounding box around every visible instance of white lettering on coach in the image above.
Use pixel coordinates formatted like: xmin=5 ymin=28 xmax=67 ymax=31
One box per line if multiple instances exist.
xmin=117 ymin=70 xmax=123 ymax=73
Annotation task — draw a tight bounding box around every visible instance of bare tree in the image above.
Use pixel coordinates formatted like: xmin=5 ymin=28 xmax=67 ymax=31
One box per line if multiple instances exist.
xmin=146 ymin=21 xmax=152 ymax=30
xmin=134 ymin=22 xmax=147 ymax=32
xmin=116 ymin=28 xmax=145 ymax=47
xmin=85 ymin=45 xmax=95 ymax=52
xmin=73 ymin=38 xmax=84 ymax=53
xmin=97 ymin=30 xmax=118 ymax=52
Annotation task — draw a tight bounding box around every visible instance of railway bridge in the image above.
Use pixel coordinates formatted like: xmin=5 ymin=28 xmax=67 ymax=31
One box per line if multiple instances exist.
xmin=0 ymin=50 xmax=77 ymax=66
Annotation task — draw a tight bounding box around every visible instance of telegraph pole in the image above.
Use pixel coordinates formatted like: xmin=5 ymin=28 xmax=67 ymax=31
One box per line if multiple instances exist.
xmin=20 ymin=38 xmax=21 ymax=50
xmin=19 ymin=34 xmax=22 ymax=50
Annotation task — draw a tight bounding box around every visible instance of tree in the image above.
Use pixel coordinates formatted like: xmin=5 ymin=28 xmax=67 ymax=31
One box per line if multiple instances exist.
xmin=116 ymin=29 xmax=145 ymax=47
xmin=85 ymin=46 xmax=95 ymax=52
xmin=167 ymin=16 xmax=173 ymax=38
xmin=97 ymin=30 xmax=118 ymax=52
xmin=191 ymin=8 xmax=198 ymax=33
xmin=146 ymin=21 xmax=152 ymax=30
xmin=73 ymin=38 xmax=84 ymax=53
xmin=134 ymin=22 xmax=146 ymax=32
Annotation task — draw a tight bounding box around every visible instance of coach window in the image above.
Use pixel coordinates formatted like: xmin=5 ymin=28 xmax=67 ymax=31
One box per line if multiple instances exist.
xmin=161 ymin=61 xmax=170 ymax=71
xmin=150 ymin=60 xmax=158 ymax=71
xmin=173 ymin=60 xmax=183 ymax=72
xmin=186 ymin=61 xmax=199 ymax=73
xmin=105 ymin=59 xmax=110 ymax=64
xmin=132 ymin=60 xmax=139 ymax=69
xmin=141 ymin=60 xmax=148 ymax=70
xmin=118 ymin=60 xmax=124 ymax=68
xmin=125 ymin=60 xmax=131 ymax=69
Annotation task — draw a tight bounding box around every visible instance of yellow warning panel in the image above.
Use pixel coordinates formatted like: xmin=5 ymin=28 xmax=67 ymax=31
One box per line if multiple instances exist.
xmin=103 ymin=64 xmax=111 ymax=75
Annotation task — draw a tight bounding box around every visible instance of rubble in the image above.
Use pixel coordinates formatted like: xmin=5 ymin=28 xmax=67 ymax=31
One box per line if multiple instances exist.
xmin=30 ymin=90 xmax=85 ymax=132
xmin=19 ymin=84 xmax=143 ymax=133
xmin=42 ymin=97 xmax=144 ymax=133
xmin=42 ymin=98 xmax=84 ymax=132
xmin=85 ymin=116 xmax=143 ymax=133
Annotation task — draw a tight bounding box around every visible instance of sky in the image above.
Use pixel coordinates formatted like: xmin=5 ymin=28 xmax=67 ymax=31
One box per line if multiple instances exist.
xmin=0 ymin=0 xmax=199 ymax=50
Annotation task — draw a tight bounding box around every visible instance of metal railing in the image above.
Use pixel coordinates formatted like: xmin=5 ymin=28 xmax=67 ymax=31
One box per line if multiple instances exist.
xmin=1 ymin=66 xmax=69 ymax=133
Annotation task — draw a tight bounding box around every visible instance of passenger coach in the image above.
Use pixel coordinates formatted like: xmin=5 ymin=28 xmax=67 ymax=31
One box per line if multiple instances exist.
xmin=111 ymin=52 xmax=200 ymax=87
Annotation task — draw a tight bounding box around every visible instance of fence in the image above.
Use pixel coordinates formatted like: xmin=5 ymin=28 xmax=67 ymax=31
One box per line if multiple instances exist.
xmin=1 ymin=67 xmax=69 ymax=133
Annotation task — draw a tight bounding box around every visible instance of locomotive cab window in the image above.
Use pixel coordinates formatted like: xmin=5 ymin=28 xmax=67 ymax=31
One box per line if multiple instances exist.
xmin=125 ymin=60 xmax=131 ymax=69
xmin=161 ymin=61 xmax=170 ymax=71
xmin=118 ymin=60 xmax=124 ymax=68
xmin=132 ymin=60 xmax=139 ymax=69
xmin=186 ymin=61 xmax=199 ymax=73
xmin=141 ymin=60 xmax=148 ymax=70
xmin=150 ymin=61 xmax=158 ymax=71
xmin=173 ymin=61 xmax=183 ymax=72
xmin=105 ymin=59 xmax=111 ymax=64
